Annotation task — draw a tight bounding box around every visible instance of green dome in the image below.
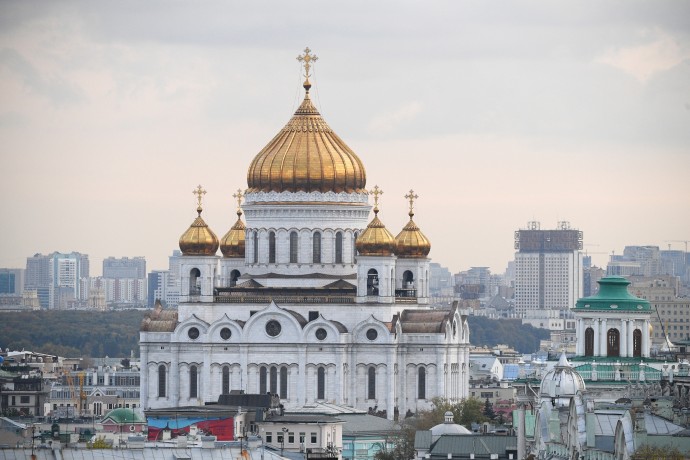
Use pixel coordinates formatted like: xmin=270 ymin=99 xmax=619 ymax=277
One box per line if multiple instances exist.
xmin=103 ymin=408 xmax=146 ymax=424
xmin=574 ymin=276 xmax=650 ymax=312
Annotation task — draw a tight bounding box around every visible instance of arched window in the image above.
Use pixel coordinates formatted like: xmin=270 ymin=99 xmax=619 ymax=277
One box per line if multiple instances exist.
xmin=158 ymin=365 xmax=166 ymax=397
xmin=317 ymin=367 xmax=325 ymax=400
xmin=290 ymin=231 xmax=298 ymax=263
xmin=190 ymin=268 xmax=201 ymax=295
xmin=403 ymin=270 xmax=414 ymax=287
xmin=253 ymin=231 xmax=258 ymax=263
xmin=585 ymin=327 xmax=594 ymax=356
xmin=270 ymin=366 xmax=278 ymax=395
xmin=222 ymin=366 xmax=230 ymax=395
xmin=607 ymin=328 xmax=620 ymax=357
xmin=633 ymin=329 xmax=642 ymax=357
xmin=354 ymin=232 xmax=360 ymax=259
xmin=189 ymin=365 xmax=198 ymax=398
xmin=367 ymin=366 xmax=376 ymax=400
xmin=367 ymin=269 xmax=379 ymax=296
xmin=335 ymin=232 xmax=343 ymax=263
xmin=230 ymin=270 xmax=241 ymax=287
xmin=259 ymin=366 xmax=267 ymax=394
xmin=418 ymin=367 xmax=426 ymax=400
xmin=313 ymin=232 xmax=322 ymax=263
xmin=269 ymin=231 xmax=276 ymax=263
xmin=280 ymin=366 xmax=288 ymax=399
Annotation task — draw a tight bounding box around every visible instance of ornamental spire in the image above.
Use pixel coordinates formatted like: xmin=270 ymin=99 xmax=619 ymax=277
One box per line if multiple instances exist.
xmin=369 ymin=185 xmax=383 ymax=214
xmin=297 ymin=47 xmax=318 ymax=91
xmin=193 ymin=185 xmax=207 ymax=215
xmin=232 ymin=188 xmax=244 ymax=217
xmin=405 ymin=189 xmax=418 ymax=217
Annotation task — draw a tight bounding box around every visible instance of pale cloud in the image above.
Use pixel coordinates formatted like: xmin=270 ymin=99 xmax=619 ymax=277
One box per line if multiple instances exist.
xmin=596 ymin=29 xmax=690 ymax=82
xmin=368 ymin=102 xmax=422 ymax=134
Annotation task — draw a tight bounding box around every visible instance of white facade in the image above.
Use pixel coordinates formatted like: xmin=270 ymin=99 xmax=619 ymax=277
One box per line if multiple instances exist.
xmin=140 ymin=71 xmax=470 ymax=419
xmin=140 ymin=190 xmax=471 ymax=418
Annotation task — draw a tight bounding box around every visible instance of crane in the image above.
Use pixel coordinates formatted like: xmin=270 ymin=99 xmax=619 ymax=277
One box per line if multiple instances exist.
xmin=665 ymin=240 xmax=689 ymax=253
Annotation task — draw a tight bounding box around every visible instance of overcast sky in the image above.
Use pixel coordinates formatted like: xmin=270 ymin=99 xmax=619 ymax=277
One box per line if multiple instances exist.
xmin=1 ymin=1 xmax=689 ymax=276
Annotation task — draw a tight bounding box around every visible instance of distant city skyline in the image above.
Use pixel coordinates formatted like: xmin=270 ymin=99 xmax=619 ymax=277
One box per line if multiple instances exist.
xmin=1 ymin=2 xmax=688 ymax=275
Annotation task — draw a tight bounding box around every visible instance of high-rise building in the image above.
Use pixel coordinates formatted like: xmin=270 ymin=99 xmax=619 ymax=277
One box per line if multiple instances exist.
xmin=0 ymin=268 xmax=24 ymax=295
xmin=25 ymin=252 xmax=89 ymax=309
xmin=514 ymin=221 xmax=583 ymax=317
xmin=103 ymin=257 xmax=146 ymax=279
xmin=607 ymin=245 xmax=662 ymax=277
xmin=139 ymin=51 xmax=471 ymax=417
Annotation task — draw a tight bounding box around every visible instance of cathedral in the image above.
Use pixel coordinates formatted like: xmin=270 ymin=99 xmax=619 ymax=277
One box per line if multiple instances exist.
xmin=139 ymin=49 xmax=471 ymax=419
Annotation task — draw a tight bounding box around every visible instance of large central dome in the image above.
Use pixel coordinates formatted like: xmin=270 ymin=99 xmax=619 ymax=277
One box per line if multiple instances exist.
xmin=246 ymin=85 xmax=366 ymax=194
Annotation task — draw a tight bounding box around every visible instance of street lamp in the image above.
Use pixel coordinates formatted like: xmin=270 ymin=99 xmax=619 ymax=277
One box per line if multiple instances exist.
xmin=281 ymin=427 xmax=288 ymax=456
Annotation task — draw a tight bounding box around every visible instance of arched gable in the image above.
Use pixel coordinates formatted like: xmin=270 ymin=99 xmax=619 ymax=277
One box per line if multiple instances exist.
xmin=241 ymin=301 xmax=305 ymax=342
xmin=172 ymin=314 xmax=210 ymax=342
xmin=352 ymin=315 xmax=392 ymax=344
xmin=207 ymin=313 xmax=244 ymax=344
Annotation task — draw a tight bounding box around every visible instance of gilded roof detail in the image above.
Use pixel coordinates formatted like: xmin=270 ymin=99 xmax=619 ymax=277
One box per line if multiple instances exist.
xmin=395 ymin=213 xmax=431 ymax=258
xmin=356 ymin=214 xmax=396 ymax=256
xmin=246 ymin=91 xmax=366 ymax=194
xmin=220 ymin=210 xmax=246 ymax=258
xmin=179 ymin=212 xmax=219 ymax=256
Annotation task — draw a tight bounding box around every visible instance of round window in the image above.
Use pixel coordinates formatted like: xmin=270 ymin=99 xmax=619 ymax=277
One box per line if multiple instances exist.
xmin=315 ymin=328 xmax=327 ymax=341
xmin=366 ymin=328 xmax=378 ymax=341
xmin=188 ymin=327 xmax=200 ymax=340
xmin=266 ymin=320 xmax=282 ymax=337
xmin=220 ymin=327 xmax=232 ymax=340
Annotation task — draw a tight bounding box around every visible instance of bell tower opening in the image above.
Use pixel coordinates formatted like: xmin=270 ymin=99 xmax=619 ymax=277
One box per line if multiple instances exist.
xmin=190 ymin=268 xmax=201 ymax=295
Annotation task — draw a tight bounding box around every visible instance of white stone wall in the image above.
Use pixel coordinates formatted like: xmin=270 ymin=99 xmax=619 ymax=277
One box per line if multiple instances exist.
xmin=141 ymin=302 xmax=470 ymax=418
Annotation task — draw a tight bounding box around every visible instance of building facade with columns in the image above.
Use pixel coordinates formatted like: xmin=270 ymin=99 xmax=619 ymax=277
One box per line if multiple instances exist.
xmin=139 ymin=49 xmax=471 ymax=420
xmin=572 ymin=276 xmax=652 ymax=359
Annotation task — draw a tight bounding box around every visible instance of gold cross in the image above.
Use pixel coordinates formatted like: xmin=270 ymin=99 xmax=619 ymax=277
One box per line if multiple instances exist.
xmin=405 ymin=189 xmax=418 ymax=213
xmin=232 ymin=188 xmax=244 ymax=209
xmin=193 ymin=185 xmax=206 ymax=207
xmin=297 ymin=47 xmax=318 ymax=79
xmin=369 ymin=185 xmax=383 ymax=208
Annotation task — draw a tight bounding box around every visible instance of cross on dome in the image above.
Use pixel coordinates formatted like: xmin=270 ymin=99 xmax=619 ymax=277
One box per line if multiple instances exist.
xmin=233 ymin=188 xmax=244 ymax=209
xmin=369 ymin=185 xmax=383 ymax=213
xmin=193 ymin=185 xmax=207 ymax=212
xmin=297 ymin=47 xmax=318 ymax=80
xmin=405 ymin=189 xmax=418 ymax=215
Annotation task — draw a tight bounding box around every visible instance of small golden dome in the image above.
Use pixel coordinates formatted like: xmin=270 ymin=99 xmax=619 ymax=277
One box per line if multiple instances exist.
xmin=220 ymin=209 xmax=246 ymax=258
xmin=356 ymin=208 xmax=396 ymax=256
xmin=179 ymin=186 xmax=219 ymax=256
xmin=247 ymin=52 xmax=366 ymax=194
xmin=395 ymin=211 xmax=431 ymax=258
xmin=356 ymin=186 xmax=395 ymax=256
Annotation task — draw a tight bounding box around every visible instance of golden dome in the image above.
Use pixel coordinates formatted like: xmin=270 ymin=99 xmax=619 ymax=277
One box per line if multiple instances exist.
xmin=179 ymin=186 xmax=219 ymax=256
xmin=356 ymin=186 xmax=396 ymax=256
xmin=246 ymin=81 xmax=366 ymax=194
xmin=220 ymin=208 xmax=246 ymax=258
xmin=395 ymin=211 xmax=431 ymax=258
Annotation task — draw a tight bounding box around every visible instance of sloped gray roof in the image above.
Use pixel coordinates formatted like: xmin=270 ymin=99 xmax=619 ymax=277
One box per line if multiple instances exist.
xmin=414 ymin=430 xmax=432 ymax=449
xmin=338 ymin=414 xmax=398 ymax=435
xmin=644 ymin=412 xmax=684 ymax=435
xmin=430 ymin=435 xmax=517 ymax=456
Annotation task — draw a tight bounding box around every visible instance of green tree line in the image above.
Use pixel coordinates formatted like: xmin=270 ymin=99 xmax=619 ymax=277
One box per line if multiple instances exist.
xmin=467 ymin=316 xmax=550 ymax=353
xmin=0 ymin=310 xmax=146 ymax=358
xmin=0 ymin=311 xmax=550 ymax=359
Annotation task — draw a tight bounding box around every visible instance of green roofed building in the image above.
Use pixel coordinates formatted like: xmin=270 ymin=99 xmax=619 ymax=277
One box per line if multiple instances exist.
xmin=572 ymin=276 xmax=653 ymax=359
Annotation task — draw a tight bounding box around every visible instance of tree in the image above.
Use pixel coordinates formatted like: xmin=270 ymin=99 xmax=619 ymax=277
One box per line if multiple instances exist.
xmin=87 ymin=436 xmax=112 ymax=449
xmin=631 ymin=444 xmax=684 ymax=460
xmin=415 ymin=397 xmax=488 ymax=431
xmin=483 ymin=398 xmax=496 ymax=420
xmin=374 ymin=426 xmax=416 ymax=460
